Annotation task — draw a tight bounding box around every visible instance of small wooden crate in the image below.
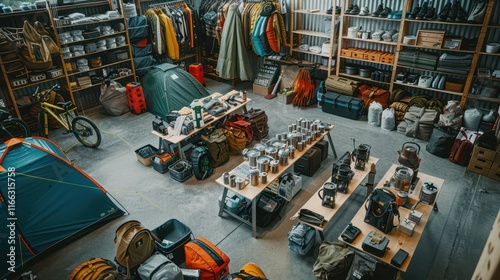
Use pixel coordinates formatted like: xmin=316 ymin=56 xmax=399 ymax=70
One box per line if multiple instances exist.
xmin=341 ymin=48 xmax=356 ymax=57
xmin=380 ymin=53 xmax=395 ymax=64
xmin=365 ymin=50 xmax=382 ymax=62
xmin=352 ymin=48 xmax=366 ymax=59
xmin=416 ymin=29 xmax=445 ymax=48
xmin=363 ymin=50 xmax=375 ymax=61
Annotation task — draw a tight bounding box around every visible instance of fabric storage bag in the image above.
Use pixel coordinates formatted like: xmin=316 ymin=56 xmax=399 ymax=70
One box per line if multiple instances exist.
xmin=426 ymin=126 xmax=458 ymax=158
xmin=127 ymin=16 xmax=149 ymax=42
xmin=245 ymin=191 xmax=285 ymax=228
xmin=134 ymin=55 xmax=157 ymax=75
xmin=184 ymin=237 xmax=230 ymax=280
xmin=151 ymin=219 xmax=194 ymax=265
xmin=288 ymin=222 xmax=316 ymax=255
xmin=100 ymin=80 xmax=129 ymax=116
xmin=381 ymin=108 xmax=396 ymax=131
xmin=368 ymin=102 xmax=382 ymax=127
xmin=138 ymin=253 xmax=183 ymax=280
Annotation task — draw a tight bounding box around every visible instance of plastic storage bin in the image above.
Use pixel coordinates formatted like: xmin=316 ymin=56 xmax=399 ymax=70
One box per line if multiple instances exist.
xmin=152 ymin=219 xmax=194 ymax=265
xmin=152 ymin=152 xmax=176 ymax=173
xmin=168 ymin=159 xmax=193 ymax=182
xmin=135 ymin=144 xmax=158 ymax=166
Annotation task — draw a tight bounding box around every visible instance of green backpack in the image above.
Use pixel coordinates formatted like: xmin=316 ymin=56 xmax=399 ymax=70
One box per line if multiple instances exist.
xmin=190 ymin=145 xmax=213 ymax=180
xmin=313 ymin=241 xmax=354 ymax=280
xmin=200 ymin=128 xmax=230 ymax=167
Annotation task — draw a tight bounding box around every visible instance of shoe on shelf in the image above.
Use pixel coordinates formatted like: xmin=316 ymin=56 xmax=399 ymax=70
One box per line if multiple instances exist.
xmin=349 ymin=4 xmax=360 ymax=15
xmin=424 ymin=1 xmax=435 ymax=20
xmin=349 ymin=5 xmax=360 ymax=15
xmin=409 ymin=3 xmax=421 ymax=19
xmin=327 ymin=6 xmax=333 ymax=14
xmin=447 ymin=0 xmax=459 ymax=22
xmin=345 ymin=4 xmax=354 ymax=14
xmin=379 ymin=6 xmax=392 ymax=18
xmin=416 ymin=1 xmax=428 ymax=20
xmin=468 ymin=0 xmax=486 ymax=23
xmin=389 ymin=10 xmax=403 ymax=19
xmin=359 ymin=6 xmax=370 ymax=16
xmin=336 ymin=6 xmax=341 ymax=15
xmin=372 ymin=3 xmax=384 ymax=17
xmin=438 ymin=0 xmax=451 ymax=21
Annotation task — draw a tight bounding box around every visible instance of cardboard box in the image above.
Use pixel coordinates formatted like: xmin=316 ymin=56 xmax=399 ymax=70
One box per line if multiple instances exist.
xmin=416 ymin=29 xmax=445 ymax=48
xmin=467 ymin=161 xmax=490 ymax=176
xmin=399 ymin=218 xmax=416 ymax=237
xmin=472 ymin=146 xmax=498 ymax=161
xmin=277 ymin=92 xmax=295 ymax=104
xmin=253 ymin=83 xmax=275 ymax=96
xmin=488 ymin=169 xmax=500 ymax=181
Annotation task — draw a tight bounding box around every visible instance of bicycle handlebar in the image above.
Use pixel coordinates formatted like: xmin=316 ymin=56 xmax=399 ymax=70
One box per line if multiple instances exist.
xmin=33 ymin=84 xmax=59 ymax=100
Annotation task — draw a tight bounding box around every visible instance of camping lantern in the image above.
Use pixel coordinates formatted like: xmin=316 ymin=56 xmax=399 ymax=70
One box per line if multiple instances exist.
xmin=318 ymin=182 xmax=337 ymax=208
xmin=190 ymin=99 xmax=204 ymax=129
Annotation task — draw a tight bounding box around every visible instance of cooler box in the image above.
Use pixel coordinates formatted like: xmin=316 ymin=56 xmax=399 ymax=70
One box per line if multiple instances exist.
xmin=320 ymin=91 xmax=364 ymax=120
xmin=152 ymin=219 xmax=194 ymax=265
xmin=294 ymin=147 xmax=322 ymax=177
xmin=314 ymin=140 xmax=329 ymax=161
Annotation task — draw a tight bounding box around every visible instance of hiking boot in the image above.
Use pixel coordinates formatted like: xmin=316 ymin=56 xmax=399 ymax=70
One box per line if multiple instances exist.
xmin=424 ymin=1 xmax=435 ymax=20
xmin=379 ymin=6 xmax=392 ymax=18
xmin=447 ymin=0 xmax=459 ymax=22
xmin=345 ymin=4 xmax=354 ymax=14
xmin=410 ymin=3 xmax=421 ymax=19
xmin=416 ymin=1 xmax=428 ymax=20
xmin=372 ymin=3 xmax=384 ymax=17
xmin=349 ymin=4 xmax=360 ymax=15
xmin=438 ymin=0 xmax=451 ymax=21
xmin=336 ymin=6 xmax=341 ymax=15
xmin=359 ymin=6 xmax=370 ymax=16
xmin=327 ymin=6 xmax=333 ymax=14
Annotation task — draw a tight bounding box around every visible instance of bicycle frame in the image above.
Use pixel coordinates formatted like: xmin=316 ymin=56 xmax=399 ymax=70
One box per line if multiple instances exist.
xmin=39 ymin=102 xmax=77 ymax=134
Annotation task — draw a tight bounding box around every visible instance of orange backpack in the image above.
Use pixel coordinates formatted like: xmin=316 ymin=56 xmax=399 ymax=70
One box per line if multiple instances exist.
xmin=184 ymin=237 xmax=230 ymax=280
xmin=68 ymin=258 xmax=118 ymax=280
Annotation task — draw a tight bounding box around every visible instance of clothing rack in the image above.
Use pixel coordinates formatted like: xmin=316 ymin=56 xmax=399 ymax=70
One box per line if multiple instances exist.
xmin=149 ymin=0 xmax=187 ymax=8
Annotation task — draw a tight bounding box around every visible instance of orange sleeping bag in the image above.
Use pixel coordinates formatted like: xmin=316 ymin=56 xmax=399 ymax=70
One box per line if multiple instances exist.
xmin=184 ymin=237 xmax=230 ymax=280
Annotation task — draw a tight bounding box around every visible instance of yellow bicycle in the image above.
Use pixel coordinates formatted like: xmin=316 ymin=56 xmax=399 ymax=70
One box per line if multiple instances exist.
xmin=35 ymin=84 xmax=102 ymax=148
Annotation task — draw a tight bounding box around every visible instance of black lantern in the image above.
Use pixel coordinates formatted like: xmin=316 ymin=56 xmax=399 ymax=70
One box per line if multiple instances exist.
xmin=318 ymin=182 xmax=337 ymax=208
xmin=352 ymin=144 xmax=371 ymax=170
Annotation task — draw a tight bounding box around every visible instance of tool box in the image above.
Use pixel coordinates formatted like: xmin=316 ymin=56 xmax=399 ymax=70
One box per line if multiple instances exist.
xmin=320 ymin=91 xmax=364 ymax=120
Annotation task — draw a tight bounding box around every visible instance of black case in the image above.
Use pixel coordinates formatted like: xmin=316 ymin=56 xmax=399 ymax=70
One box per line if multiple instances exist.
xmin=294 ymin=147 xmax=322 ymax=177
xmin=362 ymin=231 xmax=389 ymax=257
xmin=152 ymin=219 xmax=194 ymax=265
xmin=314 ymin=140 xmax=329 ymax=161
xmin=320 ymin=92 xmax=364 ymax=120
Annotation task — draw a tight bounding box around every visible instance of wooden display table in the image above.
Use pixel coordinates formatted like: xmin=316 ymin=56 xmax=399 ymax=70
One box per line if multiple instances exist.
xmin=340 ymin=164 xmax=444 ymax=272
xmin=216 ymin=125 xmax=334 ymax=238
xmin=152 ymin=90 xmax=249 ymax=159
xmin=292 ymin=157 xmax=379 ymax=239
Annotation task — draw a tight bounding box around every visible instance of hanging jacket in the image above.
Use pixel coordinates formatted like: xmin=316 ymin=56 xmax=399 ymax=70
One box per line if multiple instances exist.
xmin=266 ymin=14 xmax=279 ymax=53
xmin=157 ymin=11 xmax=180 ymax=60
xmin=145 ymin=10 xmax=163 ymax=55
xmin=258 ymin=16 xmax=273 ymax=55
xmin=251 ymin=16 xmax=266 ymax=56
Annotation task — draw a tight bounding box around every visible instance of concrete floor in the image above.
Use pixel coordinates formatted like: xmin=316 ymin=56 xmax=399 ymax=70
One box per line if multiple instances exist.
xmin=24 ymin=79 xmax=499 ymax=280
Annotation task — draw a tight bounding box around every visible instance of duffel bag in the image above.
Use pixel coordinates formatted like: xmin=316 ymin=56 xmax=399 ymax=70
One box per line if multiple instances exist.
xmin=184 ymin=237 xmax=230 ymax=280
xmin=398 ymin=106 xmax=439 ymax=141
xmin=138 ymin=253 xmax=183 ymax=280
xmin=288 ymin=222 xmax=316 ymax=255
xmin=244 ymin=108 xmax=269 ymax=140
xmin=200 ymin=127 xmax=229 ymax=167
xmin=361 ymin=86 xmax=390 ymax=112
xmin=68 ymin=258 xmax=118 ymax=280
xmin=313 ymin=241 xmax=354 ymax=280
xmin=325 ymin=75 xmax=360 ymax=96
xmin=221 ymin=127 xmax=247 ymax=154
xmin=426 ymin=125 xmax=459 ymax=158
xmin=226 ymin=114 xmax=253 ymax=144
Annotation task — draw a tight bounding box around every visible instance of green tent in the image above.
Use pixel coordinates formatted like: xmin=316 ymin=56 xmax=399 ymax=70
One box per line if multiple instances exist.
xmin=0 ymin=137 xmax=126 ymax=278
xmin=141 ymin=63 xmax=210 ymax=120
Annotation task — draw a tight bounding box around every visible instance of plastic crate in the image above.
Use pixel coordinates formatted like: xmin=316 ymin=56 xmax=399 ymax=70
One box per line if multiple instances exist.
xmin=152 ymin=152 xmax=176 ymax=173
xmin=135 ymin=144 xmax=158 ymax=166
xmin=168 ymin=159 xmax=193 ymax=182
xmin=152 ymin=219 xmax=194 ymax=265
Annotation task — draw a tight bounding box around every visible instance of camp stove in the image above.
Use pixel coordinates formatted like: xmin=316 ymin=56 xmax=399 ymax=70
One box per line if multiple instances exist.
xmin=331 ymin=151 xmax=354 ymax=194
xmin=352 ymin=140 xmax=371 ymax=171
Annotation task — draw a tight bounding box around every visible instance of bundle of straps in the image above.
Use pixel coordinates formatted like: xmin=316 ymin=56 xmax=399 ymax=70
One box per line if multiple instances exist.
xmin=292 ymin=68 xmax=315 ymax=107
xmin=191 ymin=144 xmax=214 ymax=180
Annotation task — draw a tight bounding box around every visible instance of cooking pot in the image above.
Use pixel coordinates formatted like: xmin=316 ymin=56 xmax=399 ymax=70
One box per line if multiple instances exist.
xmin=242 ymin=148 xmax=260 ymax=167
xmin=397 ymin=142 xmax=421 ymax=181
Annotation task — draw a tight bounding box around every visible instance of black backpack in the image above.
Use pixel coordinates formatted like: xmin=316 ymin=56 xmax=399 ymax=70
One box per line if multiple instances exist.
xmin=190 ymin=144 xmax=213 ymax=180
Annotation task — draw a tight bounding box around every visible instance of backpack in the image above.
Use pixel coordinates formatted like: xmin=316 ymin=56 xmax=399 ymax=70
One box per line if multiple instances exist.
xmin=114 ymin=220 xmax=156 ymax=277
xmin=244 ymin=108 xmax=269 ymax=141
xmin=69 ymin=258 xmax=118 ymax=280
xmin=288 ymin=222 xmax=316 ymax=255
xmin=312 ymin=241 xmax=354 ymax=280
xmin=200 ymin=128 xmax=230 ymax=167
xmin=190 ymin=144 xmax=214 ymax=180
xmin=34 ymin=21 xmax=59 ymax=55
xmin=184 ymin=237 xmax=230 ymax=280
xmin=244 ymin=191 xmax=285 ymax=228
xmin=364 ymin=188 xmax=400 ymax=234
xmin=226 ymin=114 xmax=253 ymax=144
xmin=221 ymin=262 xmax=268 ymax=280
xmin=137 ymin=253 xmax=184 ymax=280
xmin=20 ymin=20 xmax=52 ymax=71
xmin=221 ymin=127 xmax=247 ymax=154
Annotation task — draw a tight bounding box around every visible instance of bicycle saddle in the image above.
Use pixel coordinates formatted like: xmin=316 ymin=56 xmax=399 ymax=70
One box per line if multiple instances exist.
xmin=57 ymin=101 xmax=73 ymax=108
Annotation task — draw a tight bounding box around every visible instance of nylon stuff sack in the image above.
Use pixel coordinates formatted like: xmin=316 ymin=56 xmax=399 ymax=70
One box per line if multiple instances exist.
xmin=313 ymin=241 xmax=354 ymax=280
xmin=114 ymin=220 xmax=156 ymax=277
xmin=69 ymin=258 xmax=118 ymax=280
xmin=137 ymin=253 xmax=184 ymax=280
xmin=20 ymin=20 xmax=52 ymax=70
xmin=200 ymin=127 xmax=230 ymax=167
xmin=100 ymin=80 xmax=129 ymax=116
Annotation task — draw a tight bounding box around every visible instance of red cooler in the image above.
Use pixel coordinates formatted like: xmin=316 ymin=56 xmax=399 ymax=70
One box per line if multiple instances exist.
xmin=126 ymin=82 xmax=147 ymax=114
xmin=189 ymin=63 xmax=205 ymax=86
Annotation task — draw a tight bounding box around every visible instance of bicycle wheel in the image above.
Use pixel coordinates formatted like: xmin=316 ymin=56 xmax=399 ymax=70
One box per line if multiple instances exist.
xmin=0 ymin=118 xmax=31 ymax=143
xmin=37 ymin=110 xmax=48 ymax=138
xmin=71 ymin=116 xmax=101 ymax=148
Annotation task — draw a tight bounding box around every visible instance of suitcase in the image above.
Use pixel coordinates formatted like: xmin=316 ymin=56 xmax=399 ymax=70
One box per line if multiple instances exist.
xmin=325 ymin=75 xmax=360 ymax=96
xmin=294 ymin=147 xmax=322 ymax=177
xmin=320 ymin=92 xmax=364 ymax=120
xmin=184 ymin=237 xmax=230 ymax=280
xmin=314 ymin=140 xmax=329 ymax=161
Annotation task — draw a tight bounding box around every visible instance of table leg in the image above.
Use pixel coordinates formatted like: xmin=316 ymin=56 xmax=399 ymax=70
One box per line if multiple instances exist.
xmin=326 ymin=132 xmax=337 ymax=159
xmin=218 ymin=188 xmax=229 ymax=217
xmin=365 ymin=163 xmax=377 ymax=197
xmin=252 ymin=198 xmax=257 ymax=238
xmin=433 ymin=203 xmax=439 ymax=212
xmin=177 ymin=143 xmax=186 ymax=160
